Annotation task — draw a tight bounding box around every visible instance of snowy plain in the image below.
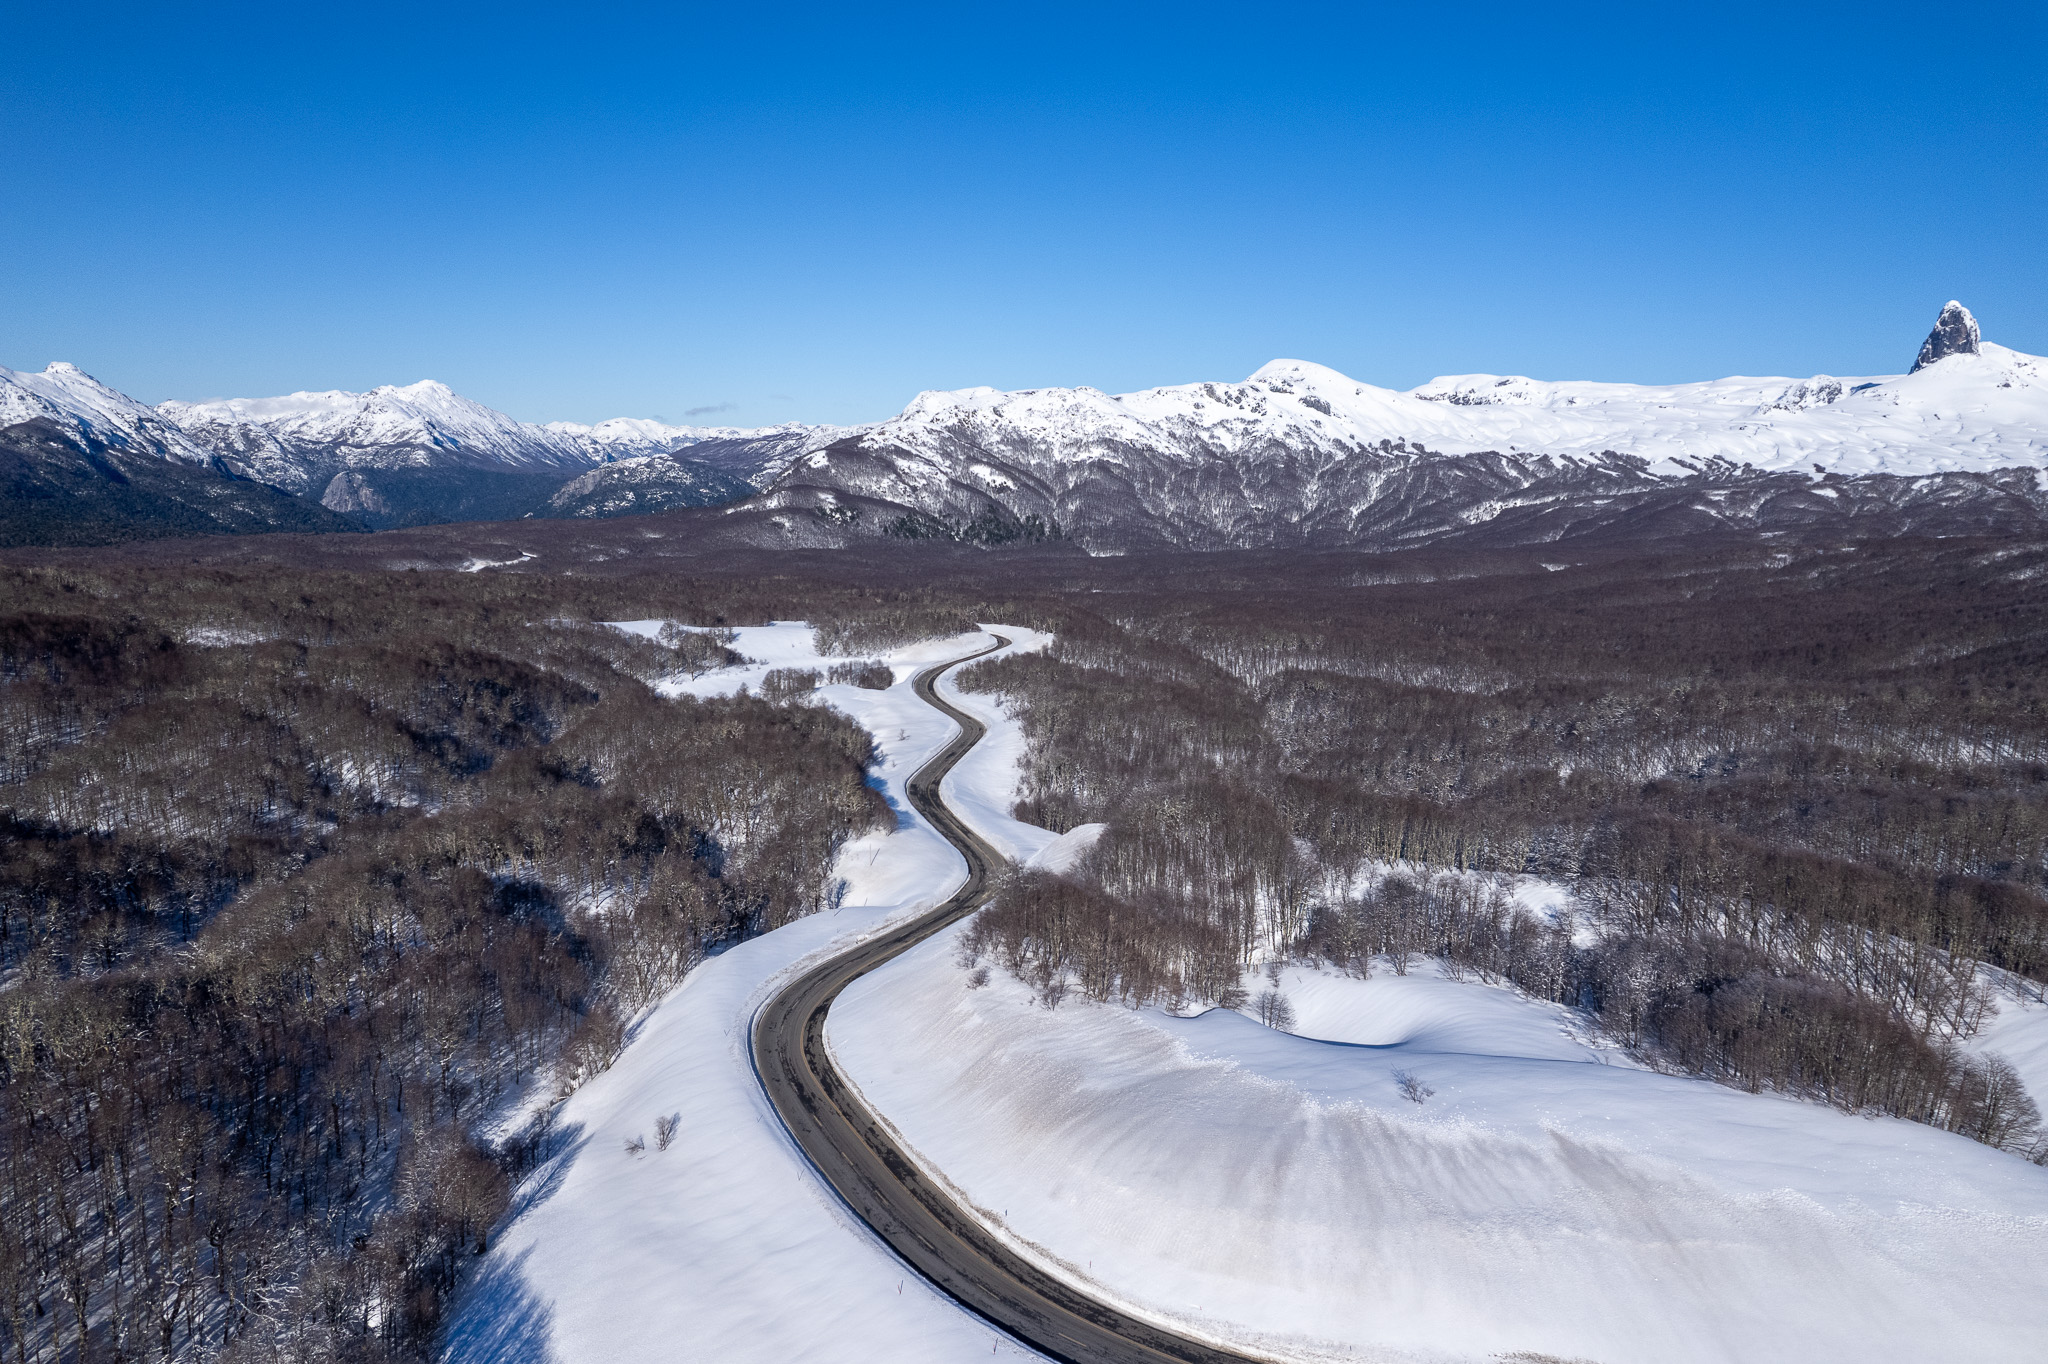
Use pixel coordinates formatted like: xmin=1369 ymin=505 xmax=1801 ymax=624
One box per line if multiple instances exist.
xmin=451 ymin=620 xmax=2048 ymax=1364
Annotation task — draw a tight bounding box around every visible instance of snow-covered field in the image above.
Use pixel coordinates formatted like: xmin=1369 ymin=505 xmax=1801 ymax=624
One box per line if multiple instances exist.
xmin=443 ymin=623 xmax=1052 ymax=1364
xmin=831 ymin=942 xmax=2048 ymax=1363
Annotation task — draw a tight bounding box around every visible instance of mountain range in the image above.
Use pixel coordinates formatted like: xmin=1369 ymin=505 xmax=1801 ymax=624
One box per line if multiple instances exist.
xmin=4 ymin=301 xmax=2045 ymax=550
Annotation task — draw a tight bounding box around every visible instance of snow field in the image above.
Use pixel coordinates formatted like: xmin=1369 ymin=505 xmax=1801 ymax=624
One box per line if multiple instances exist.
xmin=831 ymin=942 xmax=2048 ymax=1362
xmin=827 ymin=877 xmax=2048 ymax=1359
xmin=444 ymin=624 xmax=1051 ymax=1364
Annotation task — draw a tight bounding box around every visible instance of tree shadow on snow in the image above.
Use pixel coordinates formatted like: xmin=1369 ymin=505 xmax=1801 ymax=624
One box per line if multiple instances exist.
xmin=867 ymin=771 xmax=915 ymax=831
xmin=504 ymin=1121 xmax=587 ymax=1224
xmin=441 ymin=1244 xmax=556 ymax=1364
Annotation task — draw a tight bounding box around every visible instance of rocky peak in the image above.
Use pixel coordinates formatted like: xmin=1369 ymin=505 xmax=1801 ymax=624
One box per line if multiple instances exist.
xmin=1912 ymin=301 xmax=1981 ymax=372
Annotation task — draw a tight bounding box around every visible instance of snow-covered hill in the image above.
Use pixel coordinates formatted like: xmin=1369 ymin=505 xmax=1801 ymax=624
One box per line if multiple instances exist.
xmin=544 ymin=451 xmax=755 ymax=518
xmin=831 ymin=945 xmax=2048 ymax=1362
xmin=761 ymin=302 xmax=2048 ymax=550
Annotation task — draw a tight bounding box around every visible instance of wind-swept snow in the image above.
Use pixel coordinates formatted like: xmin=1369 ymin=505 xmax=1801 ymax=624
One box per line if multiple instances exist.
xmin=443 ymin=626 xmax=1050 ymax=1364
xmin=829 ymin=932 xmax=2048 ymax=1362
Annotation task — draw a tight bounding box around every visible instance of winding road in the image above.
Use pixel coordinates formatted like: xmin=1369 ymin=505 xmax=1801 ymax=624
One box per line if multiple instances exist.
xmin=750 ymin=637 xmax=1261 ymax=1364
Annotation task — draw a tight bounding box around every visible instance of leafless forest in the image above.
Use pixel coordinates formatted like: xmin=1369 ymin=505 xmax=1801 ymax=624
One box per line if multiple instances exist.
xmin=953 ymin=539 xmax=2048 ymax=1157
xmin=2 ymin=529 xmax=2046 ymax=1360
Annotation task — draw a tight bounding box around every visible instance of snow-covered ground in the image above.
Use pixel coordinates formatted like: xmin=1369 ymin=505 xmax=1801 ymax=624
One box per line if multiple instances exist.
xmin=831 ymin=943 xmax=2048 ymax=1362
xmin=824 ymin=772 xmax=2048 ymax=1362
xmin=606 ymin=618 xmax=1002 ymax=702
xmin=443 ymin=623 xmax=1052 ymax=1364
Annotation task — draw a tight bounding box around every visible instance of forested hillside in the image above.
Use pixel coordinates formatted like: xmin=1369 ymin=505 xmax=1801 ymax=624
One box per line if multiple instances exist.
xmin=0 ymin=564 xmax=901 ymax=1361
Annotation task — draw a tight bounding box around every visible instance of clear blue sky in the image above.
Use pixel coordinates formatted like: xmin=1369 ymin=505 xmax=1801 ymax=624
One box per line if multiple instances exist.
xmin=5 ymin=2 xmax=2043 ymax=426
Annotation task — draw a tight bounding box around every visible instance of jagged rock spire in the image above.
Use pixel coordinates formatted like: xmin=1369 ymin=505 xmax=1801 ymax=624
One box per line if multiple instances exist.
xmin=1913 ymin=301 xmax=1980 ymax=372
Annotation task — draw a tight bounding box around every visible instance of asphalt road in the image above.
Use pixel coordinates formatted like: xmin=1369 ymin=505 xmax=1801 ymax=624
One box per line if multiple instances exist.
xmin=750 ymin=636 xmax=1265 ymax=1364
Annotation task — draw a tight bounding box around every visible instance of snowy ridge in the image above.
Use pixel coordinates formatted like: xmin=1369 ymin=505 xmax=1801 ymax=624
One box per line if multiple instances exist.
xmin=543 ymin=415 xmax=848 ymax=468
xmin=756 ymin=304 xmax=2048 ymax=551
xmin=155 ymin=381 xmax=848 ymax=496
xmin=852 ymin=340 xmax=2048 ymax=483
xmin=0 ymin=362 xmax=214 ymax=464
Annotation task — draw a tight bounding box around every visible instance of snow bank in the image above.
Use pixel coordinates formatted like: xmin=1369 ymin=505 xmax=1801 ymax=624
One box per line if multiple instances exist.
xmin=444 ymin=625 xmax=1051 ymax=1364
xmin=829 ymin=929 xmax=2048 ymax=1362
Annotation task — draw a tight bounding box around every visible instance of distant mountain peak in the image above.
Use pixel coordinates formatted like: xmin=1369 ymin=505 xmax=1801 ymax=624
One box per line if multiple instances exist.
xmin=1913 ymin=301 xmax=1981 ymax=372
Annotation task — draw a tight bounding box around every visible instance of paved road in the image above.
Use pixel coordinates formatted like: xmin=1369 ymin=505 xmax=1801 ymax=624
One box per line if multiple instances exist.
xmin=751 ymin=637 xmax=1263 ymax=1364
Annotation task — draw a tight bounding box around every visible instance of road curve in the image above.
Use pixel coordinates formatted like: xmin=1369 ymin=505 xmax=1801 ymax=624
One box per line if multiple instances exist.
xmin=750 ymin=637 xmax=1264 ymax=1364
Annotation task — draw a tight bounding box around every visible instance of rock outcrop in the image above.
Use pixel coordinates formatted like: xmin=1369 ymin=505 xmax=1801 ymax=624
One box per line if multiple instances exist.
xmin=1913 ymin=300 xmax=1981 ymax=372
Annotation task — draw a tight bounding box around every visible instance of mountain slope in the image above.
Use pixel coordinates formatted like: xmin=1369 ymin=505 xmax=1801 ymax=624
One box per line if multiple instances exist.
xmin=158 ymin=381 xmax=596 ymax=494
xmin=748 ymin=302 xmax=2048 ymax=551
xmin=0 ymin=364 xmax=361 ymax=545
xmin=158 ymin=382 xmax=847 ymax=527
xmin=543 ymin=453 xmax=756 ymax=519
xmin=0 ymin=417 xmax=360 ymax=547
xmin=542 ymin=417 xmax=848 ymax=482
xmin=2 ymin=362 xmax=216 ymax=466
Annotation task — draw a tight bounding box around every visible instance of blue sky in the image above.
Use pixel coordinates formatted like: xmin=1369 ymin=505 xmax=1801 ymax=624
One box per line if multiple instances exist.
xmin=5 ymin=2 xmax=2043 ymax=426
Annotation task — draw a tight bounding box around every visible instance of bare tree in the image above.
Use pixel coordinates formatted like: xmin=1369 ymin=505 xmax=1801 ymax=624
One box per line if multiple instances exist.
xmin=1393 ymin=1070 xmax=1435 ymax=1104
xmin=1254 ymin=989 xmax=1296 ymax=1032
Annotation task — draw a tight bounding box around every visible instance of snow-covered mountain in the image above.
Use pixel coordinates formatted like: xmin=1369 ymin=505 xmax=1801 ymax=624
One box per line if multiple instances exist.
xmin=156 ymin=382 xmax=845 ymax=496
xmin=752 ymin=302 xmax=2048 ymax=550
xmin=0 ymin=362 xmax=359 ymax=546
xmin=2 ymin=362 xmax=216 ymax=465
xmin=153 ymin=381 xmax=839 ymax=528
xmin=158 ymin=381 xmax=597 ymax=497
xmin=545 ymin=452 xmax=755 ymax=519
xmin=541 ymin=416 xmax=845 ymax=478
xmin=7 ymin=301 xmax=2045 ymax=548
